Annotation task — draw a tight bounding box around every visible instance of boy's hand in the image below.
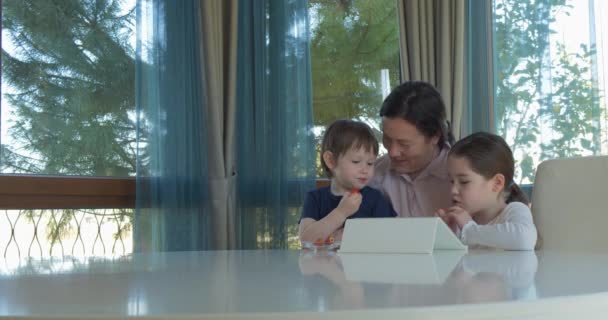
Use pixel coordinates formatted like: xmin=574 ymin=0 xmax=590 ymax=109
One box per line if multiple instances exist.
xmin=332 ymin=228 xmax=344 ymax=241
xmin=336 ymin=191 xmax=362 ymax=218
xmin=443 ymin=206 xmax=472 ymax=228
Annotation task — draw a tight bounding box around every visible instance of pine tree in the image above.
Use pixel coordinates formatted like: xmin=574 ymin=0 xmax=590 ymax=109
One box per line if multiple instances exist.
xmin=1 ymin=0 xmax=136 ymax=176
xmin=310 ymin=0 xmax=400 ymax=126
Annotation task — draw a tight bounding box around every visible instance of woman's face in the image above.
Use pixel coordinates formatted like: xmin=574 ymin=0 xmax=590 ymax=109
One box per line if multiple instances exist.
xmin=381 ymin=117 xmax=440 ymax=176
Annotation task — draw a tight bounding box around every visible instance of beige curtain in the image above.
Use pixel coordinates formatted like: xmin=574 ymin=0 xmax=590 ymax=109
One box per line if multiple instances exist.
xmin=396 ymin=0 xmax=466 ymax=139
xmin=199 ymin=1 xmax=239 ymax=249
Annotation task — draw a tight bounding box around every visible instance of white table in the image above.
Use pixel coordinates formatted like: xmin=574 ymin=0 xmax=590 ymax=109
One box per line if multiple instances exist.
xmin=2 ymin=250 xmax=608 ymax=319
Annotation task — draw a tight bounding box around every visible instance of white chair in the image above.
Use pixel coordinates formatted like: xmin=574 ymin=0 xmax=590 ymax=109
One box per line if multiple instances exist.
xmin=532 ymin=155 xmax=608 ymax=251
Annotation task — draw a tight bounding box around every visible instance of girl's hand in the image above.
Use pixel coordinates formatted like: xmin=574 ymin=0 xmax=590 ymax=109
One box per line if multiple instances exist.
xmin=336 ymin=191 xmax=362 ymax=218
xmin=444 ymin=206 xmax=473 ymax=228
xmin=436 ymin=208 xmax=459 ymax=233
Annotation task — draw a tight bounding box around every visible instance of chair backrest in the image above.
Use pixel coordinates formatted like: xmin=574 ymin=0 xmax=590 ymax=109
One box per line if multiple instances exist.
xmin=532 ymin=155 xmax=608 ymax=251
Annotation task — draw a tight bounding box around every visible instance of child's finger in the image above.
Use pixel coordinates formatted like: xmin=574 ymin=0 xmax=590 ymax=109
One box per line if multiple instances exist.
xmin=446 ymin=206 xmax=464 ymax=214
xmin=435 ymin=210 xmax=447 ymax=220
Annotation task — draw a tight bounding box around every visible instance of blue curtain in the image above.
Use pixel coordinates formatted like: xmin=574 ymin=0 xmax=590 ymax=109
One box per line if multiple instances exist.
xmin=135 ymin=0 xmax=211 ymax=252
xmin=134 ymin=0 xmax=315 ymax=251
xmin=236 ymin=0 xmax=316 ymax=249
xmin=466 ymin=0 xmax=493 ymax=135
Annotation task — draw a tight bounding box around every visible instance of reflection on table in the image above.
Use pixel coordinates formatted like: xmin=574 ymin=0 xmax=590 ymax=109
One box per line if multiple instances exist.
xmin=2 ymin=249 xmax=608 ymax=319
xmin=299 ymin=249 xmax=537 ymax=308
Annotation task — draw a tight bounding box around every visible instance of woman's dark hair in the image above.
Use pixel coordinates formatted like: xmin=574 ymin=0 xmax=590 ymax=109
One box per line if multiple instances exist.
xmin=380 ymin=81 xmax=455 ymax=146
xmin=321 ymin=119 xmax=379 ymax=178
xmin=449 ymin=132 xmax=529 ymax=205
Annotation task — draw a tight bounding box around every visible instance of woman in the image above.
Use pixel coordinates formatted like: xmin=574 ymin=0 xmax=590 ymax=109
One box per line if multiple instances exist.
xmin=369 ymin=81 xmax=455 ymax=217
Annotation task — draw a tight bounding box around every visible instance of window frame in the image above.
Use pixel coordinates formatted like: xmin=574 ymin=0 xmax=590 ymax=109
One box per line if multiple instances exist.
xmin=0 ymin=176 xmax=330 ymax=210
xmin=0 ymin=175 xmax=135 ymax=209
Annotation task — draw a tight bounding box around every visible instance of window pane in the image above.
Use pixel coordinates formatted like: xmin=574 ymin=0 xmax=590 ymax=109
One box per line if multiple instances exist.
xmin=1 ymin=1 xmax=137 ymax=176
xmin=309 ymin=0 xmax=400 ymax=177
xmin=493 ymin=0 xmax=608 ymax=184
xmin=1 ymin=208 xmax=133 ymax=262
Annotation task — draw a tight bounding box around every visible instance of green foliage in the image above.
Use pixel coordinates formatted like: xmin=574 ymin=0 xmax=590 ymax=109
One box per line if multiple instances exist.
xmin=310 ymin=0 xmax=400 ymax=126
xmin=1 ymin=0 xmax=399 ymax=179
xmin=1 ymin=0 xmax=136 ymax=176
xmin=494 ymin=0 xmax=602 ymax=183
xmin=538 ymin=43 xmax=601 ymax=158
xmin=309 ymin=0 xmax=400 ymax=177
xmin=47 ymin=209 xmax=74 ymax=255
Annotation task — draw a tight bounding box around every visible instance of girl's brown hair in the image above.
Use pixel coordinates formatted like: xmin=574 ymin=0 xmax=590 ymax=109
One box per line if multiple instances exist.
xmin=449 ymin=132 xmax=529 ymax=205
xmin=321 ymin=119 xmax=379 ymax=178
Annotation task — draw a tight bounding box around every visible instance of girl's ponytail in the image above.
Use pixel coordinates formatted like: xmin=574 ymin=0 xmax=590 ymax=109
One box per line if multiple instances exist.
xmin=506 ymin=183 xmax=530 ymax=206
xmin=507 ymin=182 xmax=540 ymax=249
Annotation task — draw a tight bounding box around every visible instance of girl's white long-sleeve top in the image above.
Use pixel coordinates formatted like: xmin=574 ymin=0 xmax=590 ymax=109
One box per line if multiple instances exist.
xmin=460 ymin=202 xmax=537 ymax=250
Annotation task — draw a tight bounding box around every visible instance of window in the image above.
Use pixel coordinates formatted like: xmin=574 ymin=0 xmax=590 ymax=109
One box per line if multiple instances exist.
xmin=1 ymin=1 xmax=137 ymax=259
xmin=493 ymin=0 xmax=608 ymax=184
xmin=2 ymin=0 xmax=137 ymax=177
xmin=309 ymin=0 xmax=401 ymax=177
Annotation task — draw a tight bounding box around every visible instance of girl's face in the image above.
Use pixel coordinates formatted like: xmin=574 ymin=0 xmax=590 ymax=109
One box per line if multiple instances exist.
xmin=326 ymin=146 xmax=376 ymax=193
xmin=447 ymin=155 xmax=502 ymax=215
xmin=381 ymin=117 xmax=440 ymax=176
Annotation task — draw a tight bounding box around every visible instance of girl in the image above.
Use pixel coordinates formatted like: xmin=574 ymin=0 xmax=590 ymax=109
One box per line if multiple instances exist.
xmin=436 ymin=132 xmax=537 ymax=250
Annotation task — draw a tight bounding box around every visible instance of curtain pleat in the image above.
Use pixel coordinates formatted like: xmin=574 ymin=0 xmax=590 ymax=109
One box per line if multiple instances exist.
xmin=135 ymin=0 xmax=314 ymax=251
xmin=396 ymin=0 xmax=466 ymax=139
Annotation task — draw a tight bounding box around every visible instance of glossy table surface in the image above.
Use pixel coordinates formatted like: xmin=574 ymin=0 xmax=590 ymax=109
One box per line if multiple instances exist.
xmin=2 ymin=249 xmax=608 ymax=319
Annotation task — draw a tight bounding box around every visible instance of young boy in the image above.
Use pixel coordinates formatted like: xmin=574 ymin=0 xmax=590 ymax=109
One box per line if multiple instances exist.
xmin=299 ymin=119 xmax=397 ymax=245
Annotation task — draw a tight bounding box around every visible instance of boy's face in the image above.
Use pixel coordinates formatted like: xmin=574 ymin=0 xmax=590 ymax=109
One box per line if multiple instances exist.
xmin=329 ymin=146 xmax=376 ymax=193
